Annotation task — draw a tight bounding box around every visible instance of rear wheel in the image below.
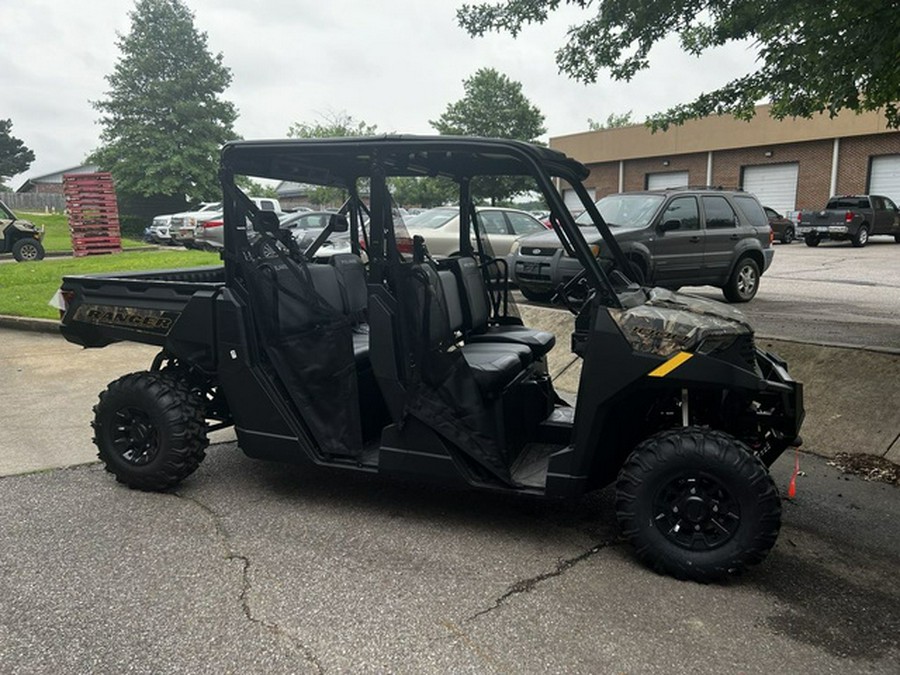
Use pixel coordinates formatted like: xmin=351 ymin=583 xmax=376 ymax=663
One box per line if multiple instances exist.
xmin=12 ymin=238 xmax=45 ymax=262
xmin=895 ymin=234 xmax=900 ymax=243
xmin=616 ymin=428 xmax=781 ymax=582
xmin=722 ymin=257 xmax=759 ymax=302
xmin=851 ymin=224 xmax=869 ymax=248
xmin=93 ymin=371 xmax=209 ymax=491
xmin=804 ymin=235 xmax=820 ymax=247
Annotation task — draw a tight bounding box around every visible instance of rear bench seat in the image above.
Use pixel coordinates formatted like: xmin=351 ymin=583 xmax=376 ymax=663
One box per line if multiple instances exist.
xmin=258 ymin=253 xmax=371 ymax=364
xmin=449 ymin=257 xmax=555 ymax=358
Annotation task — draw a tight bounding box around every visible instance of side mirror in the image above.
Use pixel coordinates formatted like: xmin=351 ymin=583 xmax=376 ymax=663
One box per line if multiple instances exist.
xmin=329 ymin=213 xmax=349 ymax=233
xmin=658 ymin=218 xmax=681 ymax=233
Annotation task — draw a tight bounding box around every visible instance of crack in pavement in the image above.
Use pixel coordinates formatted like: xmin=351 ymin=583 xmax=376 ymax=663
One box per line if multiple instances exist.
xmin=172 ymin=492 xmax=325 ymax=674
xmin=467 ymin=537 xmax=621 ymax=622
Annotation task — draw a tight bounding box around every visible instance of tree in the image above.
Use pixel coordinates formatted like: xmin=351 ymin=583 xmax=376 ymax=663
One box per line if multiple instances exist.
xmin=390 ymin=176 xmax=456 ymax=208
xmin=431 ymin=68 xmax=546 ymax=204
xmin=587 ymin=110 xmax=634 ymax=131
xmin=287 ymin=111 xmax=378 ymax=140
xmin=91 ymin=0 xmax=237 ymax=204
xmin=286 ymin=112 xmax=378 ymax=207
xmin=457 ymin=1 xmax=900 ymax=130
xmin=0 ymin=119 xmax=35 ymax=189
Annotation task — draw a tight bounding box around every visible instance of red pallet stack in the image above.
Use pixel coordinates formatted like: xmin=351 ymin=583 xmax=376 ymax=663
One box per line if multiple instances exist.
xmin=63 ymin=172 xmax=122 ymax=257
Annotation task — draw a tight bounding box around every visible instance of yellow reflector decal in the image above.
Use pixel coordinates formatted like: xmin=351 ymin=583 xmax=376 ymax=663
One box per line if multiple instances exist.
xmin=647 ymin=351 xmax=694 ymax=378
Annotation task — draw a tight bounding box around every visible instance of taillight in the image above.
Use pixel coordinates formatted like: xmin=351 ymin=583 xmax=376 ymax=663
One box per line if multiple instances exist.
xmin=58 ymin=290 xmax=76 ymax=318
xmin=769 ymin=228 xmax=775 ymax=245
xmin=845 ymin=211 xmax=854 ymax=222
xmin=203 ymin=219 xmax=223 ymax=229
xmin=396 ymin=235 xmax=414 ymax=254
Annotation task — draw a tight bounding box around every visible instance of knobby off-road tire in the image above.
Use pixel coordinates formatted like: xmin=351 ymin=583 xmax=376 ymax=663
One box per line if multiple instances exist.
xmin=12 ymin=238 xmax=45 ymax=262
xmin=615 ymin=427 xmax=781 ymax=582
xmin=851 ymin=224 xmax=869 ymax=248
xmin=722 ymin=257 xmax=760 ymax=303
xmin=92 ymin=371 xmax=209 ymax=491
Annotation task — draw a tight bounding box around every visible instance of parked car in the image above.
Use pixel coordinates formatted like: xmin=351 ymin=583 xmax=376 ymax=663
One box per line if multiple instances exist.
xmin=764 ymin=207 xmax=795 ymax=244
xmin=168 ymin=202 xmax=223 ymax=248
xmin=0 ymin=199 xmax=45 ymax=261
xmin=797 ymin=194 xmax=900 ymax=247
xmin=509 ymin=187 xmax=775 ymax=303
xmin=191 ymin=198 xmax=283 ymax=250
xmin=195 ymin=206 xmax=321 ymax=251
xmin=406 ymin=206 xmax=547 ymax=257
xmin=146 ymin=214 xmax=174 ymax=245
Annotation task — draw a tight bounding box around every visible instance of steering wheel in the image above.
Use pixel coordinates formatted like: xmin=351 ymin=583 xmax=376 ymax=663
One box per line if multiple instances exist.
xmin=553 ymin=268 xmax=591 ymax=314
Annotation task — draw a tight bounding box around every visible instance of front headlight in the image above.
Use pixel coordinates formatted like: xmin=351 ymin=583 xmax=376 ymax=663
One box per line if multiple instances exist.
xmin=509 ymin=240 xmax=521 ymax=256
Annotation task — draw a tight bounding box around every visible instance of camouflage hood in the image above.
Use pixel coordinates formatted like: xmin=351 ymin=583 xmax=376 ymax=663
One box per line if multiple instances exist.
xmin=609 ymin=287 xmax=752 ymax=357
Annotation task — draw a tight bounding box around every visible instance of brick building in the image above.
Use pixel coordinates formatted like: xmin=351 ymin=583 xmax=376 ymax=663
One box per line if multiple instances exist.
xmin=549 ymin=106 xmax=900 ymax=216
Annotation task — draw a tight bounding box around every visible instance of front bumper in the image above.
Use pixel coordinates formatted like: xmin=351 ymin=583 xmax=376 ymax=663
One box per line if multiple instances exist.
xmin=509 ymin=249 xmax=582 ymax=293
xmin=755 ymin=347 xmax=805 ymax=445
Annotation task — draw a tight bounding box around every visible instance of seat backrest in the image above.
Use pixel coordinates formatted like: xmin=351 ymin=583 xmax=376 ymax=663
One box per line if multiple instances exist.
xmin=256 ymin=210 xmax=281 ymax=234
xmin=331 ymin=253 xmax=368 ymax=320
xmin=410 ymin=262 xmax=453 ymax=351
xmin=437 ymin=269 xmax=464 ymax=333
xmin=454 ymin=256 xmax=490 ymax=331
xmin=307 ymin=264 xmax=344 ymax=313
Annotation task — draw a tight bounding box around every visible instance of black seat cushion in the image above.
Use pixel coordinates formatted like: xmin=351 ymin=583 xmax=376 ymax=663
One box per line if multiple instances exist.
xmin=458 ymin=346 xmax=523 ymax=392
xmin=468 ymin=325 xmax=556 ymax=358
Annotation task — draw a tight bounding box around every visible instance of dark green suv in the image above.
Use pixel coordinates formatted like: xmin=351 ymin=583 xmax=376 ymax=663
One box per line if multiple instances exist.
xmin=509 ymin=188 xmax=775 ymax=302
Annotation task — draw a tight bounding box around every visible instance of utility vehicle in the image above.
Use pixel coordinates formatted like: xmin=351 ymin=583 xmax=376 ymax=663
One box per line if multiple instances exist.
xmin=58 ymin=137 xmax=803 ymax=581
xmin=1 ymin=199 xmax=45 ymax=261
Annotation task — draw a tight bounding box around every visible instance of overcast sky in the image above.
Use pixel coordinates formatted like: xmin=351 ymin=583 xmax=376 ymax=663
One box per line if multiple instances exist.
xmin=2 ymin=0 xmax=759 ymax=190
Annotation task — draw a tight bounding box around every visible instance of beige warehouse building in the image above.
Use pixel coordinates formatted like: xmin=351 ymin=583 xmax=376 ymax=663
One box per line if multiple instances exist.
xmin=549 ymin=105 xmax=900 ymax=216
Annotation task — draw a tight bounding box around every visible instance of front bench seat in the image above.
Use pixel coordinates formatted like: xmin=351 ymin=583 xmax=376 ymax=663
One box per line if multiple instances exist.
xmin=415 ymin=263 xmax=527 ymax=395
xmin=452 ymin=257 xmax=556 ymax=358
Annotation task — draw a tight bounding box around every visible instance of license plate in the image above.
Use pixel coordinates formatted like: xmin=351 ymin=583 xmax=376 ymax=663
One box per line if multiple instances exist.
xmin=523 ymin=262 xmax=541 ymax=274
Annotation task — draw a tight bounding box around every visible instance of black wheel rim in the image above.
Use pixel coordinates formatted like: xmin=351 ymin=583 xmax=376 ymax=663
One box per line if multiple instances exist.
xmin=652 ymin=472 xmax=741 ymax=550
xmin=111 ymin=407 xmax=159 ymax=466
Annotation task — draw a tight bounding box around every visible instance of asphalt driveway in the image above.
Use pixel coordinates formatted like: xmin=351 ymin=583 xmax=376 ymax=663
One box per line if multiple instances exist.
xmin=1 ymin=329 xmax=898 ymax=673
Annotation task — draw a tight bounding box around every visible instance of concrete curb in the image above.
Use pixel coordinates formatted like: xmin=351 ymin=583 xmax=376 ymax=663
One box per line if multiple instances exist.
xmin=0 ymin=315 xmax=60 ymax=334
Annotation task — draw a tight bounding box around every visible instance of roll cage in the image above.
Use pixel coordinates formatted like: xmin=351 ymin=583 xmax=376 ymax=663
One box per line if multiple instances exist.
xmin=218 ymin=136 xmax=633 ymax=304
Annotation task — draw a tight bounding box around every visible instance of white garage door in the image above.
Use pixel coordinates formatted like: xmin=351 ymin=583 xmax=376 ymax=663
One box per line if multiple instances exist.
xmin=870 ymin=155 xmax=900 ymax=204
xmin=562 ymin=188 xmax=595 ymax=213
xmin=742 ymin=163 xmax=799 ymax=214
xmin=646 ymin=171 xmax=689 ymax=190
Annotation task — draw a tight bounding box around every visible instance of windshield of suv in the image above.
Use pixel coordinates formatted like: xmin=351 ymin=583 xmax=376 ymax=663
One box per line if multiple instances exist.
xmin=576 ymin=194 xmax=665 ymax=230
xmin=405 ymin=207 xmax=457 ymax=229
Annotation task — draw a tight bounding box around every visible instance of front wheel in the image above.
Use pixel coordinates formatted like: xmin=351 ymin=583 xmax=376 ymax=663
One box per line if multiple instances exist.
xmin=722 ymin=257 xmax=759 ymax=302
xmin=93 ymin=371 xmax=209 ymax=491
xmin=12 ymin=238 xmax=45 ymax=262
xmin=616 ymin=428 xmax=781 ymax=582
xmin=519 ymin=286 xmax=555 ymax=303
xmin=851 ymin=224 xmax=869 ymax=248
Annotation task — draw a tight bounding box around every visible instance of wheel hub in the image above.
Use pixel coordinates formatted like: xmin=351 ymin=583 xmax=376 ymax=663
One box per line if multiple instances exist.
xmin=112 ymin=407 xmax=159 ymax=465
xmin=653 ymin=473 xmax=741 ymax=550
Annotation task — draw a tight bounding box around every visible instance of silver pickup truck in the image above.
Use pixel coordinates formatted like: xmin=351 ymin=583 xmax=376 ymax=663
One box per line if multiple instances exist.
xmin=797 ymin=195 xmax=900 ymax=247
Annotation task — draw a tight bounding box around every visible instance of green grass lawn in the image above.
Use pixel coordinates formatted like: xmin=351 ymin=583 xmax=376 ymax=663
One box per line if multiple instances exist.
xmin=0 ymin=249 xmax=220 ymax=320
xmin=17 ymin=211 xmax=145 ymax=251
